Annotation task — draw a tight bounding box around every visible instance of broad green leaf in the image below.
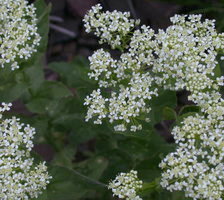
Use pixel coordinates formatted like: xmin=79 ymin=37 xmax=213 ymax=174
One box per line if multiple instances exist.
xmin=0 ymin=82 xmax=28 ymax=102
xmin=49 ymin=57 xmax=97 ymax=98
xmin=149 ymin=90 xmax=177 ymax=125
xmin=44 ymin=166 xmax=91 ymax=200
xmin=26 ymin=81 xmax=72 ymax=114
xmin=49 ymin=57 xmax=91 ymax=86
xmin=34 ymin=81 xmax=72 ymax=99
xmin=52 ymin=146 xmax=76 ymax=168
xmin=74 ymin=156 xmax=108 ymax=181
xmin=43 ymin=156 xmax=108 ymax=200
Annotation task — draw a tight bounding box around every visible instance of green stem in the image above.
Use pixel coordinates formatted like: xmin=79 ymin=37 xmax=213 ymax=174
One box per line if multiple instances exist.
xmin=54 ymin=165 xmax=108 ymax=188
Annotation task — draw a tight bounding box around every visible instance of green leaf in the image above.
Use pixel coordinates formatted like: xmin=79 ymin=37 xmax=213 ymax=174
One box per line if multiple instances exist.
xmin=141 ymin=179 xmax=160 ymax=196
xmin=178 ymin=105 xmax=200 ymax=116
xmin=26 ymin=98 xmax=53 ymax=113
xmin=49 ymin=57 xmax=97 ymax=98
xmin=34 ymin=0 xmax=51 ymax=52
xmin=26 ymin=81 xmax=72 ymax=114
xmin=149 ymin=90 xmax=177 ymax=125
xmin=22 ymin=58 xmax=45 ymax=92
xmin=52 ymin=146 xmax=76 ymax=168
xmin=44 ymin=166 xmax=90 ymax=200
xmin=35 ymin=81 xmax=72 ymax=99
xmin=20 ymin=0 xmax=50 ymax=90
xmin=74 ymin=156 xmax=108 ymax=181
xmin=162 ymin=107 xmax=177 ymax=120
xmin=49 ymin=57 xmax=91 ymax=86
xmin=0 ymin=82 xmax=28 ymax=102
xmin=44 ymin=156 xmax=108 ymax=200
xmin=214 ymin=64 xmax=222 ymax=78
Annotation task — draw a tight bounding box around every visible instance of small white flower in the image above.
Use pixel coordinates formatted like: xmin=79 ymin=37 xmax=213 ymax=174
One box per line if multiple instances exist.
xmin=108 ymin=170 xmax=143 ymax=200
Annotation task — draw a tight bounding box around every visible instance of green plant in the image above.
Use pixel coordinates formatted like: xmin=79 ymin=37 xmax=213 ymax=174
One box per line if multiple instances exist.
xmin=2 ymin=1 xmax=224 ymax=200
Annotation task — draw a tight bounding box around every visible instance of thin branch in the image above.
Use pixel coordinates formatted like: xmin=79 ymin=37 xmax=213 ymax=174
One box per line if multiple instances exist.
xmin=71 ymin=168 xmax=108 ymax=188
xmin=54 ymin=165 xmax=108 ymax=188
xmin=49 ymin=15 xmax=64 ymax=23
xmin=50 ymin=23 xmax=77 ymax=38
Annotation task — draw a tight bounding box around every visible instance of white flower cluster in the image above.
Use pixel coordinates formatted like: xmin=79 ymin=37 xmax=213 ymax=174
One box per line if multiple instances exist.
xmin=84 ymin=5 xmax=224 ymax=200
xmin=88 ymin=49 xmax=120 ymax=87
xmin=155 ymin=15 xmax=224 ymax=200
xmin=83 ymin=4 xmax=140 ymax=49
xmin=153 ymin=14 xmax=224 ymax=104
xmin=84 ymin=72 xmax=158 ymax=130
xmin=108 ymin=73 xmax=158 ymax=130
xmin=0 ymin=1 xmax=50 ymax=199
xmin=84 ymin=6 xmax=158 ymax=131
xmin=0 ymin=0 xmax=41 ymax=70
xmin=84 ymin=89 xmax=108 ymax=124
xmin=108 ymin=170 xmax=143 ymax=200
xmin=160 ymin=114 xmax=224 ymax=199
xmin=0 ymin=103 xmax=51 ymax=199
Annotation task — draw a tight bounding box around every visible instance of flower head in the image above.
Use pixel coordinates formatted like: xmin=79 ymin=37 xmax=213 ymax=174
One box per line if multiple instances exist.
xmin=0 ymin=0 xmax=41 ymax=70
xmin=108 ymin=170 xmax=143 ymax=200
xmin=83 ymin=4 xmax=140 ymax=49
xmin=0 ymin=103 xmax=51 ymax=199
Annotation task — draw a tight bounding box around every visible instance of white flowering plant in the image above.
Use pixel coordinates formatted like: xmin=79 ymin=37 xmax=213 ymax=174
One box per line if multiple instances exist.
xmin=0 ymin=0 xmax=53 ymax=199
xmin=80 ymin=4 xmax=224 ymax=200
xmin=3 ymin=0 xmax=224 ymax=200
